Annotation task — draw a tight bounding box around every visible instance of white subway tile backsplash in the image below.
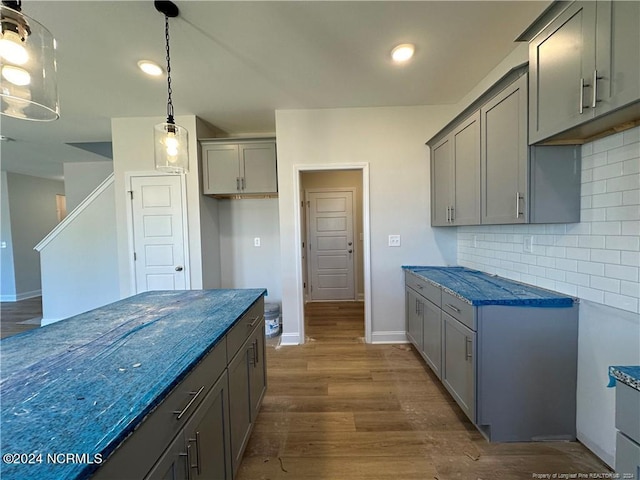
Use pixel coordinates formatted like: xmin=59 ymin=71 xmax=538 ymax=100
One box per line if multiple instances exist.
xmin=624 ymin=158 xmax=640 ymax=175
xmin=606 ymin=142 xmax=640 ymax=164
xmin=605 ymin=205 xmax=640 ymax=222
xmin=456 ymin=126 xmax=639 ymax=315
xmin=577 ymin=286 xmax=605 ymax=303
xmin=621 ymin=251 xmax=640 ymax=267
xmin=593 ymin=131 xmax=624 ymax=154
xmin=592 ymin=192 xmax=622 ymax=208
xmin=566 ymin=247 xmax=591 ymax=261
xmin=590 ymin=249 xmax=621 ymax=264
xmin=593 ymin=162 xmax=624 ymax=181
xmin=605 ymin=264 xmax=639 ymax=282
xmin=578 ymin=261 xmax=605 ymax=276
xmin=606 ymin=236 xmax=640 ymax=251
xmin=622 ymin=221 xmax=640 ymax=237
xmin=591 ymin=222 xmax=621 ymax=235
xmin=606 ymin=173 xmax=640 ymax=192
xmin=622 ymin=190 xmax=639 ymax=205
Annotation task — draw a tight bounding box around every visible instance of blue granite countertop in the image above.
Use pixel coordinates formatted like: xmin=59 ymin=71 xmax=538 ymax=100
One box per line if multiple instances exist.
xmin=403 ymin=266 xmax=575 ymax=307
xmin=608 ymin=366 xmax=640 ymax=392
xmin=0 ymin=288 xmax=266 ymax=480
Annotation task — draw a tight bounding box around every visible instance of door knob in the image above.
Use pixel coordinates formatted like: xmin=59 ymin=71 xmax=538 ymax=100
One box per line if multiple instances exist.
xmin=175 ymin=266 xmax=183 ymax=271
xmin=348 ymin=242 xmax=353 ymax=246
xmin=348 ymin=250 xmax=353 ymax=254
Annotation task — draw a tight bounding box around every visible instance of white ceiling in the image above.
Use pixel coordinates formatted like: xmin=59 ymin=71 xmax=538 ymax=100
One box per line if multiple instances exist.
xmin=0 ymin=0 xmax=550 ymax=179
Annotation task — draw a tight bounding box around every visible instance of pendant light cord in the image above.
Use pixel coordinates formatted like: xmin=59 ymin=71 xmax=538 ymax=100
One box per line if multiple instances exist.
xmin=164 ymin=14 xmax=174 ymax=124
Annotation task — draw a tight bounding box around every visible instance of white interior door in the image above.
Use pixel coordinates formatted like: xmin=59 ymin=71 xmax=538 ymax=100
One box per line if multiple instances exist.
xmin=307 ymin=190 xmax=355 ymax=301
xmin=130 ymin=175 xmax=187 ymax=293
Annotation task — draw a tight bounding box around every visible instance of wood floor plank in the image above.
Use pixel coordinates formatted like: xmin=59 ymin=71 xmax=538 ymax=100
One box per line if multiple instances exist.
xmin=235 ymin=300 xmax=610 ymax=480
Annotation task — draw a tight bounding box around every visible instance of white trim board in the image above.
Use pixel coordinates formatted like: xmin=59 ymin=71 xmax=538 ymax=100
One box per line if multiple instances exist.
xmin=291 ymin=163 xmax=372 ymax=344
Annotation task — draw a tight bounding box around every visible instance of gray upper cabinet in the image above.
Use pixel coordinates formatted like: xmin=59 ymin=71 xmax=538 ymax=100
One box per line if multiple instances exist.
xmin=481 ymin=74 xmax=528 ymax=225
xmin=529 ymin=0 xmax=640 ymax=144
xmin=202 ymin=140 xmax=277 ymax=196
xmin=428 ymin=67 xmax=581 ymax=227
xmin=430 ymin=111 xmax=480 ymax=226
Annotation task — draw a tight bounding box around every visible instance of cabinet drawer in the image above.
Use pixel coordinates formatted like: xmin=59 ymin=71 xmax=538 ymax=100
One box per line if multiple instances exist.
xmin=226 ymin=299 xmax=264 ymax=363
xmin=94 ymin=340 xmax=227 ymax=479
xmin=616 ymin=431 xmax=640 ymax=476
xmin=441 ymin=290 xmax=475 ymax=330
xmin=616 ymin=382 xmax=640 ymax=444
xmin=405 ymin=271 xmax=441 ymax=307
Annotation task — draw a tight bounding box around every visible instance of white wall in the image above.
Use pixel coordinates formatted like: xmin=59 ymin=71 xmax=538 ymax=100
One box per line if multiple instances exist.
xmin=275 ymin=105 xmax=458 ymax=344
xmin=63 ymin=161 xmax=114 ymax=212
xmin=37 ymin=178 xmax=120 ymax=324
xmin=3 ymin=172 xmax=64 ymax=300
xmin=0 ymin=171 xmax=16 ymax=300
xmin=219 ymin=198 xmax=281 ymax=302
xmin=111 ymin=115 xmax=213 ymax=296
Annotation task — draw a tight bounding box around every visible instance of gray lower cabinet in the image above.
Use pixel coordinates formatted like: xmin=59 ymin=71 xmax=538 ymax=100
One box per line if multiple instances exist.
xmin=442 ymin=311 xmax=475 ymax=422
xmin=201 ymin=140 xmax=277 ymax=196
xmin=229 ymin=319 xmax=267 ymax=477
xmin=528 ymin=0 xmax=640 ymax=144
xmin=615 ymin=382 xmax=640 ymax=476
xmin=92 ymin=299 xmax=266 ymax=480
xmin=405 ymin=270 xmax=579 ymax=442
xmin=146 ymin=371 xmax=231 ymax=480
xmin=405 ymin=287 xmax=424 ymax=350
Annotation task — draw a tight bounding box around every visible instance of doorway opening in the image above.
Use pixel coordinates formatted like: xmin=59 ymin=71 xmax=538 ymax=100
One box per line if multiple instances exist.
xmin=294 ymin=164 xmax=371 ymax=343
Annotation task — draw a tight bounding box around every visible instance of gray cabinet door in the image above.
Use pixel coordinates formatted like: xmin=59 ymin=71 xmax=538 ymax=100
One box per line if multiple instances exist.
xmin=228 ymin=342 xmax=252 ymax=475
xmin=442 ymin=312 xmax=475 ymax=422
xmin=481 ymin=74 xmax=528 ymax=225
xmin=145 ymin=432 xmax=187 ymax=480
xmin=451 ymin=111 xmax=480 ymax=226
xmin=240 ymin=143 xmax=278 ymax=194
xmin=249 ymin=321 xmax=267 ymax=420
xmin=203 ymin=145 xmax=240 ymax=195
xmin=529 ymin=1 xmax=597 ymax=144
xmin=431 ymin=136 xmax=453 ymax=226
xmin=406 ymin=288 xmax=423 ymax=350
xmin=183 ymin=372 xmax=232 ymax=480
xmin=595 ymin=0 xmax=640 ymax=116
xmin=421 ymin=299 xmax=442 ymax=379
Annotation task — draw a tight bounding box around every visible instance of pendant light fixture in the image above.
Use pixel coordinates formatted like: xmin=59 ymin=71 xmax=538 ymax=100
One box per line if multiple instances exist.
xmin=154 ymin=1 xmax=188 ymax=174
xmin=0 ymin=0 xmax=59 ymax=121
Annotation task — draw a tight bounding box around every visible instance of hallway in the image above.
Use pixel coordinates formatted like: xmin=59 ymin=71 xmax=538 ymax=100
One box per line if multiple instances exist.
xmin=236 ymin=301 xmax=608 ymax=480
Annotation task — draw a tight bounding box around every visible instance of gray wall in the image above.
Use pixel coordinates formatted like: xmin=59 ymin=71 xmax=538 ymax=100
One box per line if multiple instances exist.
xmin=63 ymin=161 xmax=113 ymax=212
xmin=3 ymin=172 xmax=64 ymax=300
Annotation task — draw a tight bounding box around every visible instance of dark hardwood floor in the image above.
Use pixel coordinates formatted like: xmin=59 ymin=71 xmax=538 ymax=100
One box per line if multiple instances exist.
xmin=237 ymin=301 xmax=609 ymax=480
xmin=0 ymin=297 xmax=42 ymax=339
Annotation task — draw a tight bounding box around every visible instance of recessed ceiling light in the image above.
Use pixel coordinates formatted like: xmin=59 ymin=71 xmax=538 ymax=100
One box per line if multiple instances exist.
xmin=391 ymin=43 xmax=415 ymax=63
xmin=137 ymin=60 xmax=163 ymax=77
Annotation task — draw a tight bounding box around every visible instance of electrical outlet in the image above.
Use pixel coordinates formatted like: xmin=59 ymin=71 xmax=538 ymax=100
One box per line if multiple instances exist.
xmin=388 ymin=235 xmax=401 ymax=247
xmin=524 ymin=235 xmax=533 ymax=253
xmin=473 ymin=235 xmax=478 ymax=248
xmin=254 ymin=237 xmax=261 ymax=247
xmin=0 ymin=241 xmax=6 ymax=249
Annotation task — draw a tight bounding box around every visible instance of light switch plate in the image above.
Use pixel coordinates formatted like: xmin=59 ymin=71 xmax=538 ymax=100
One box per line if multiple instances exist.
xmin=254 ymin=237 xmax=261 ymax=247
xmin=388 ymin=235 xmax=401 ymax=247
xmin=524 ymin=235 xmax=533 ymax=253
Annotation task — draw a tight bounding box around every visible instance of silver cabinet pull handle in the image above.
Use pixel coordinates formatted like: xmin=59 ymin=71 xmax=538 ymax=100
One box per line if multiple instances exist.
xmin=254 ymin=338 xmax=259 ymax=365
xmin=248 ymin=316 xmax=261 ymax=329
xmin=592 ymin=70 xmax=603 ymax=108
xmin=236 ymin=177 xmax=240 ymax=191
xmin=465 ymin=337 xmax=472 ymax=360
xmin=445 ymin=303 xmax=461 ymax=313
xmin=186 ymin=431 xmax=202 ymax=475
xmin=516 ymin=192 xmax=524 ymax=218
xmin=173 ymin=385 xmax=205 ymax=420
xmin=185 ymin=444 xmax=193 ymax=480
xmin=446 ymin=206 xmax=450 ymax=223
xmin=450 ymin=206 xmax=454 ymax=222
xmin=241 ymin=177 xmax=246 ymax=190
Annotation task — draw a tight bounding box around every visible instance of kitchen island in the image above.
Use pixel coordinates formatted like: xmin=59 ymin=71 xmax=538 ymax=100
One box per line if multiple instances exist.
xmin=0 ymin=288 xmax=266 ymax=480
xmin=403 ymin=266 xmax=578 ymax=442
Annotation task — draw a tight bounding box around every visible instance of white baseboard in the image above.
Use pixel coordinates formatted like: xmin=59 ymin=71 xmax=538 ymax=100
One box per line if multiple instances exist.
xmin=357 ymin=293 xmax=365 ymax=301
xmin=0 ymin=290 xmax=41 ymax=302
xmin=40 ymin=317 xmax=64 ymax=327
xmin=371 ymin=331 xmax=410 ymax=344
xmin=279 ymin=332 xmax=302 ymax=346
